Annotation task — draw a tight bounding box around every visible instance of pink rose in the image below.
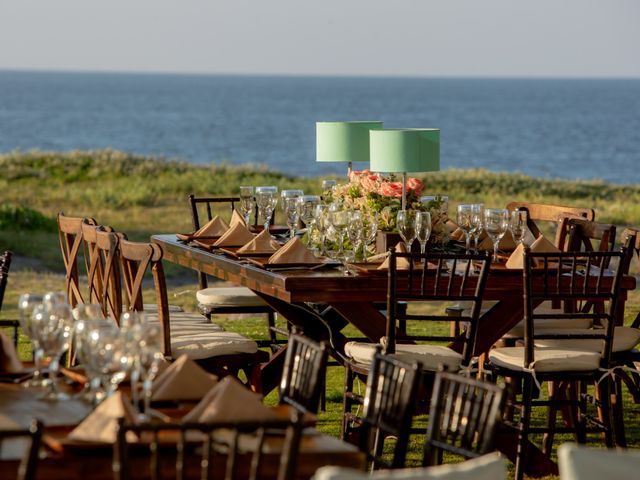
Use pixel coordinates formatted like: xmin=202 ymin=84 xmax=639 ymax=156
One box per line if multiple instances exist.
xmin=349 ymin=169 xmax=371 ymax=182
xmin=379 ymin=181 xmax=404 ymax=198
xmin=406 ymin=177 xmax=424 ymax=196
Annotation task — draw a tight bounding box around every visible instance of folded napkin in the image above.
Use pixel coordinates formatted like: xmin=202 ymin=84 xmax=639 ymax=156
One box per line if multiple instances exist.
xmin=183 ymin=376 xmax=277 ymax=423
xmin=214 ymin=222 xmax=256 ymax=247
xmin=177 ymin=216 xmax=229 ymax=241
xmin=68 ymin=391 xmax=137 ymax=443
xmin=237 ymin=229 xmax=281 ymax=254
xmin=151 ymin=355 xmax=218 ymax=402
xmin=229 ymin=209 xmax=246 ymax=228
xmin=267 ymin=237 xmax=319 ymax=264
xmin=478 ymin=230 xmax=517 ymax=252
xmin=378 ymin=243 xmax=412 ymax=270
xmin=366 ymin=251 xmax=389 ymax=264
xmin=506 ymin=234 xmax=560 ymax=269
xmin=0 ymin=331 xmax=23 ymax=373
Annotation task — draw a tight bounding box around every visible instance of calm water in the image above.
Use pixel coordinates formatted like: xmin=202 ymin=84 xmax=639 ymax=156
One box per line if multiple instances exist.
xmin=1 ymin=70 xmax=639 ymax=183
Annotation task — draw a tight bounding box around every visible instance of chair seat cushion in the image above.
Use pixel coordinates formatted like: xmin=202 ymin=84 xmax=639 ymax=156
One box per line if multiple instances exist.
xmin=503 ymin=318 xmax=593 ymax=339
xmin=196 ymin=287 xmax=268 ymax=307
xmin=146 ymin=311 xmax=211 ymax=324
xmin=344 ymin=342 xmax=463 ymax=371
xmin=170 ymin=331 xmax=258 ymax=360
xmin=144 ymin=303 xmax=183 ymax=312
xmin=488 ymin=346 xmax=601 ymax=373
xmin=534 ymin=327 xmax=640 ymax=353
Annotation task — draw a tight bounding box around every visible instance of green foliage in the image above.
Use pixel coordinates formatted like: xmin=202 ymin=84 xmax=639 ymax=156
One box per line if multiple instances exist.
xmin=0 ymin=204 xmax=56 ymax=231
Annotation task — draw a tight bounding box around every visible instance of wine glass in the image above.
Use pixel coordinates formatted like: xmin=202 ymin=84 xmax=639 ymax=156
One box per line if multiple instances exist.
xmin=321 ymin=179 xmax=336 ymax=201
xmin=255 ymin=186 xmax=278 ymax=231
xmin=510 ymin=209 xmax=528 ymax=246
xmin=33 ymin=302 xmax=74 ymax=401
xmin=239 ymin=186 xmax=255 ymax=225
xmin=362 ymin=212 xmax=378 ymax=263
xmin=281 ymin=189 xmax=304 ymax=212
xmin=73 ymin=308 xmax=111 ymax=404
xmin=456 ymin=204 xmax=473 ymax=253
xmin=86 ymin=320 xmax=132 ymax=398
xmin=328 ymin=209 xmax=349 ymax=274
xmin=346 ymin=210 xmax=364 ymax=263
xmin=415 ymin=211 xmax=432 ymax=254
xmin=469 ymin=204 xmax=484 ymax=253
xmin=484 ymin=208 xmax=510 ymax=263
xmin=396 ymin=210 xmax=417 ymax=252
xmin=312 ymin=204 xmax=329 ymax=255
xmin=283 ymin=197 xmax=300 ymax=239
xmin=297 ymin=195 xmax=321 ymax=245
xmin=17 ymin=293 xmax=46 ymax=388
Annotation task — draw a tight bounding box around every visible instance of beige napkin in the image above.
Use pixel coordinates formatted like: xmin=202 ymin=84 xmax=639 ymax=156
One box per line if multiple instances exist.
xmin=237 ymin=229 xmax=281 ymax=254
xmin=0 ymin=331 xmax=23 ymax=373
xmin=506 ymin=234 xmax=560 ymax=269
xmin=177 ymin=216 xmax=229 ymax=240
xmin=267 ymin=237 xmax=319 ymax=264
xmin=229 ymin=209 xmax=246 ymax=228
xmin=151 ymin=355 xmax=218 ymax=401
xmin=478 ymin=230 xmax=517 ymax=251
xmin=214 ymin=222 xmax=256 ymax=247
xmin=68 ymin=391 xmax=137 ymax=443
xmin=378 ymin=243 xmax=412 ymax=270
xmin=183 ymin=376 xmax=277 ymax=423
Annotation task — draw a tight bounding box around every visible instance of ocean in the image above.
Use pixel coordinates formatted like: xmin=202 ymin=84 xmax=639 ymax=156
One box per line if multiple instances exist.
xmin=1 ymin=70 xmax=639 ymax=184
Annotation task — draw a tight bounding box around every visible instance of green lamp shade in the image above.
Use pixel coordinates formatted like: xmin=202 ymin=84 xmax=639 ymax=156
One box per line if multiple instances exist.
xmin=316 ymin=121 xmax=383 ymax=163
xmin=369 ymin=128 xmax=440 ymax=173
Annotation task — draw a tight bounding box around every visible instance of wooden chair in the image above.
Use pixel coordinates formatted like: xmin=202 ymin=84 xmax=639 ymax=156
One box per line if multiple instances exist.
xmin=188 ymin=194 xmax=280 ymax=350
xmin=0 ymin=251 xmax=20 ymax=346
xmin=56 ymin=212 xmax=97 ymax=306
xmin=486 ymin=247 xmax=628 ymax=480
xmin=423 ymin=369 xmax=506 ymax=466
xmin=113 ymin=415 xmax=302 ymax=480
xmin=0 ymin=419 xmax=43 ymax=480
xmin=278 ymin=333 xmax=328 ymax=415
xmin=117 ymin=235 xmax=268 ymax=386
xmin=344 ymin=349 xmax=422 ymax=470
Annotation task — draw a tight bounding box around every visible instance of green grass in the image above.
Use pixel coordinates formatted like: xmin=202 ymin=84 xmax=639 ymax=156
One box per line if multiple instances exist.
xmin=4 ymin=150 xmax=640 ymax=479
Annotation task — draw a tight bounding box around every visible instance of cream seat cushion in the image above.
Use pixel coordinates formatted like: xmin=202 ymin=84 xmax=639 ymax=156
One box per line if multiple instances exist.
xmin=489 ymin=346 xmax=601 ymax=372
xmin=345 ymin=342 xmax=463 ymax=371
xmin=196 ymin=287 xmax=268 ymax=307
xmin=534 ymin=326 xmax=640 ymax=353
xmin=503 ymin=301 xmax=592 ymax=338
xmin=170 ymin=331 xmax=258 ymax=361
xmin=144 ymin=304 xmax=183 ymax=312
xmin=146 ymin=311 xmax=211 ymax=324
xmin=558 ymin=443 xmax=640 ymax=480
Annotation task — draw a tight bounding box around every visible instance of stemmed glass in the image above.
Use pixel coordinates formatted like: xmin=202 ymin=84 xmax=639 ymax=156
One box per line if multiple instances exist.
xmin=346 ymin=210 xmax=364 ymax=263
xmin=17 ymin=293 xmax=46 ymax=388
xmin=72 ymin=304 xmax=106 ymax=403
xmin=396 ymin=210 xmax=417 ymax=252
xmin=255 ymin=186 xmax=278 ymax=231
xmin=328 ymin=209 xmax=349 ymax=274
xmin=283 ymin=197 xmax=300 ymax=239
xmin=415 ymin=211 xmax=432 ymax=254
xmin=362 ymin=212 xmax=378 ymax=263
xmin=239 ymin=186 xmax=255 ymax=225
xmin=297 ymin=195 xmax=321 ymax=245
xmin=312 ymin=204 xmax=329 ymax=255
xmin=510 ymin=209 xmax=528 ymax=246
xmin=469 ymin=204 xmax=484 ymax=254
xmin=281 ymin=189 xmax=304 ymax=211
xmin=456 ymin=204 xmax=474 ymax=253
xmin=483 ymin=208 xmax=510 ymax=263
xmin=32 ymin=302 xmax=74 ymax=401
xmin=321 ymin=179 xmax=336 ymax=201
xmin=88 ymin=320 xmax=133 ymax=398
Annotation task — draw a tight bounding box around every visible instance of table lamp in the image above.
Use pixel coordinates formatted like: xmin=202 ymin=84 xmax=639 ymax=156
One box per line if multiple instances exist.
xmin=370 ymin=128 xmax=440 ymax=210
xmin=316 ymin=121 xmax=383 ymax=176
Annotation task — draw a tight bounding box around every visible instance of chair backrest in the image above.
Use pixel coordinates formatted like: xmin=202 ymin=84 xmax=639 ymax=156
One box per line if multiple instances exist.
xmin=0 ymin=419 xmax=43 ymax=480
xmin=278 ymin=334 xmax=328 ymax=415
xmin=423 ymin=370 xmax=506 ymax=466
xmin=119 ymin=238 xmax=172 ymax=357
xmin=506 ymin=202 xmax=595 ymax=249
xmin=359 ymin=350 xmax=422 ymax=470
xmin=0 ymin=250 xmax=12 ymax=312
xmin=57 ymin=212 xmax=97 ymax=306
xmin=113 ymin=416 xmax=302 ymax=480
xmin=566 ymin=219 xmax=616 ymax=256
xmin=386 ymin=249 xmax=492 ymax=366
xmin=80 ymin=221 xmax=119 ymax=310
xmin=94 ymin=228 xmax=125 ymax=322
xmin=522 ymin=247 xmax=627 ymax=368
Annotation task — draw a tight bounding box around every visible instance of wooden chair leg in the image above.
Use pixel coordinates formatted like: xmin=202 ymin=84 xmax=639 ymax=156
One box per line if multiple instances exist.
xmin=342 ymin=366 xmax=355 ymax=442
xmin=515 ymin=376 xmax=534 ymax=480
xmin=612 ymin=375 xmax=627 ymax=447
xmin=595 ymin=377 xmax=615 ymax=448
xmin=542 ymin=381 xmax=559 ymax=456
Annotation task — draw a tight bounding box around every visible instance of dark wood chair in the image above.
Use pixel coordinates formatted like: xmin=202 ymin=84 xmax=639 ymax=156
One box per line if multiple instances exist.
xmin=278 ymin=333 xmax=328 ymax=415
xmin=344 ymin=349 xmax=422 ymax=470
xmin=117 ymin=235 xmax=268 ymax=387
xmin=486 ymin=247 xmax=628 ymax=480
xmin=113 ymin=415 xmax=302 ymax=480
xmin=423 ymin=369 xmax=506 ymax=466
xmin=0 ymin=419 xmax=43 ymax=480
xmin=188 ymin=194 xmax=280 ymax=350
xmin=0 ymin=250 xmax=20 ymax=346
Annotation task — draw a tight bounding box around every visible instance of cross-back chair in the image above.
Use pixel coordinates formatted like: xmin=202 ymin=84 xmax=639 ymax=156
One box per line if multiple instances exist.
xmin=486 ymin=247 xmax=628 ymax=480
xmin=118 ymin=236 xmax=268 ymax=386
xmin=188 ymin=194 xmax=280 ymax=350
xmin=0 ymin=419 xmax=43 ymax=480
xmin=0 ymin=251 xmax=20 ymax=346
xmin=113 ymin=415 xmax=302 ymax=480
xmin=57 ymin=212 xmax=97 ymax=306
xmin=278 ymin=333 xmax=328 ymax=415
xmin=423 ymin=369 xmax=506 ymax=466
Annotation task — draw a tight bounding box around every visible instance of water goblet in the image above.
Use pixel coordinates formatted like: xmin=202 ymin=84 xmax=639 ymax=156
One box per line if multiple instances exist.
xmin=328 ymin=209 xmax=349 ymax=274
xmin=415 ymin=211 xmax=432 ymax=254
xmin=283 ymin=197 xmax=300 ymax=239
xmin=469 ymin=204 xmax=484 ymax=253
xmin=17 ymin=293 xmax=46 ymax=388
xmin=297 ymin=195 xmax=321 ymax=245
xmin=346 ymin=210 xmax=364 ymax=263
xmin=362 ymin=212 xmax=378 ymax=263
xmin=239 ymin=186 xmax=255 ymax=225
xmin=87 ymin=320 xmax=132 ymax=398
xmin=510 ymin=209 xmax=528 ymax=246
xmin=280 ymin=189 xmax=304 ymax=212
xmin=396 ymin=210 xmax=417 ymax=252
xmin=312 ymin=204 xmax=329 ymax=255
xmin=255 ymin=186 xmax=278 ymax=231
xmin=456 ymin=204 xmax=474 ymax=253
xmin=73 ymin=309 xmax=111 ymax=404
xmin=321 ymin=179 xmax=336 ymax=201
xmin=483 ymin=208 xmax=510 ymax=263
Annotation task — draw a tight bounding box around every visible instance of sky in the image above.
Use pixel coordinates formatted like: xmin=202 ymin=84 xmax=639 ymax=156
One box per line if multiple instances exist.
xmin=0 ymin=0 xmax=638 ymax=78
